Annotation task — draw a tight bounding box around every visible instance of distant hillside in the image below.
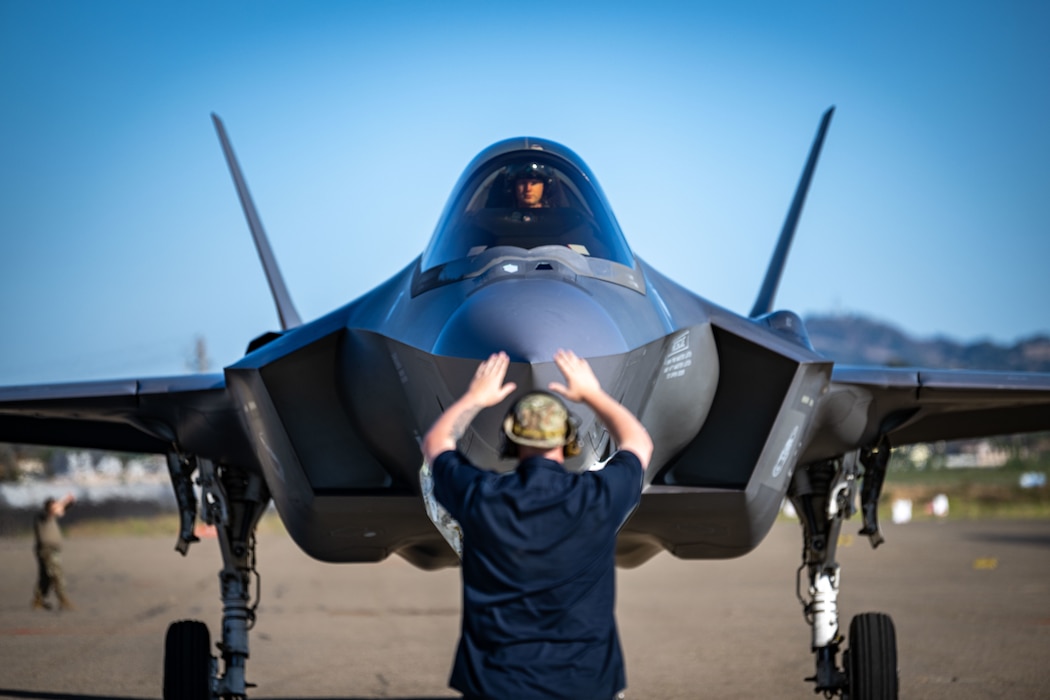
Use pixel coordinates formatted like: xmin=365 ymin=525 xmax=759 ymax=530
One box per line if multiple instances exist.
xmin=804 ymin=314 xmax=1050 ymax=372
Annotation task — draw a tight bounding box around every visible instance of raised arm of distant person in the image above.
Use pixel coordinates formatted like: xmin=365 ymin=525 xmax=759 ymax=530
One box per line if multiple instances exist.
xmin=422 ymin=352 xmax=518 ymax=465
xmin=548 ymin=349 xmax=653 ymax=469
xmin=54 ymin=492 xmax=75 ymax=517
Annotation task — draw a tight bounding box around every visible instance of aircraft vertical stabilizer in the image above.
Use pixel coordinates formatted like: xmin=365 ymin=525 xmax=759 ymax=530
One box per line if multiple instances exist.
xmin=749 ymin=107 xmax=835 ymax=318
xmin=212 ymin=113 xmax=303 ymax=330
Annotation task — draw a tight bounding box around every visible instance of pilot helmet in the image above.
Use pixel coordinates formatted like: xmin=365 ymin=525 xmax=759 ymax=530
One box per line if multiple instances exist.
xmin=506 ymin=161 xmax=553 ymax=185
xmin=501 ymin=391 xmax=581 ymax=457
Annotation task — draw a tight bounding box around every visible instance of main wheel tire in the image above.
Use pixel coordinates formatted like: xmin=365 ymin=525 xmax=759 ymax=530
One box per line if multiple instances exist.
xmin=847 ymin=612 xmax=899 ymax=700
xmin=164 ymin=619 xmax=213 ymax=700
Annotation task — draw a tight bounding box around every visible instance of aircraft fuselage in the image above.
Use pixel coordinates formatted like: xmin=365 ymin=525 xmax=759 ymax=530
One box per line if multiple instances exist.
xmin=224 ymin=138 xmax=833 ymax=569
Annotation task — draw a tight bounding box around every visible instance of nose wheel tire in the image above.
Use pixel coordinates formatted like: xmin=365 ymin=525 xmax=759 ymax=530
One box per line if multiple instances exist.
xmin=846 ymin=612 xmax=899 ymax=700
xmin=164 ymin=619 xmax=214 ymax=700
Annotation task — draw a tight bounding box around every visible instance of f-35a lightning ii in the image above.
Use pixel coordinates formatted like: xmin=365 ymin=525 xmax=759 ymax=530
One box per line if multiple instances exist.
xmin=2 ymin=108 xmax=1049 ymax=699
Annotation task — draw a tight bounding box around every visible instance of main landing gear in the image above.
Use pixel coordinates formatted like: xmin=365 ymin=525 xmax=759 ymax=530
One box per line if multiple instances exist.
xmin=788 ymin=439 xmax=899 ymax=699
xmin=163 ymin=455 xmax=270 ymax=700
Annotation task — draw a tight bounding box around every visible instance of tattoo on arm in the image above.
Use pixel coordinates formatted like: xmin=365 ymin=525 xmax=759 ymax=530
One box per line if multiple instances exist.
xmin=449 ymin=406 xmax=482 ymax=441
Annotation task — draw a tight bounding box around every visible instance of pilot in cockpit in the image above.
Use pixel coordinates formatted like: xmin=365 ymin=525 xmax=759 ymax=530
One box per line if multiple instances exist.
xmin=424 ymin=152 xmax=634 ymax=272
xmin=507 ymin=162 xmax=554 ymax=210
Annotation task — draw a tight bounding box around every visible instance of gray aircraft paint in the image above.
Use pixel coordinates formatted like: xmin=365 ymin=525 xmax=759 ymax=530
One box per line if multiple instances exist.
xmin=1 ymin=114 xmax=1048 ymax=572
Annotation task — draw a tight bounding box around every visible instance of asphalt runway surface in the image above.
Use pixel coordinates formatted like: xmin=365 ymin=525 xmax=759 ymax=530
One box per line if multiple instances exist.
xmin=1 ymin=518 xmax=1048 ymax=699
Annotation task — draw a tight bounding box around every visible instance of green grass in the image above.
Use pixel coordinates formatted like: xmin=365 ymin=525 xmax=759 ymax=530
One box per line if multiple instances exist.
xmin=876 ymin=467 xmax=1050 ymax=520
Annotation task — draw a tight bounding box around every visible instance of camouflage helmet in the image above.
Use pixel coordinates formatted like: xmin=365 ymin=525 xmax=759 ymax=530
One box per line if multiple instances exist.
xmin=502 ymin=391 xmax=571 ymax=449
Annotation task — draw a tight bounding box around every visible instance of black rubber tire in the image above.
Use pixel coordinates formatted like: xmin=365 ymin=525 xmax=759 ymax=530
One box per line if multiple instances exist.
xmin=847 ymin=612 xmax=899 ymax=700
xmin=163 ymin=619 xmax=212 ymax=700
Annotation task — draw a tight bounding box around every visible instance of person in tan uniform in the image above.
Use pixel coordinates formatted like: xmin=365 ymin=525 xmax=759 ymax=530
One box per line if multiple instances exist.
xmin=32 ymin=493 xmax=76 ymax=611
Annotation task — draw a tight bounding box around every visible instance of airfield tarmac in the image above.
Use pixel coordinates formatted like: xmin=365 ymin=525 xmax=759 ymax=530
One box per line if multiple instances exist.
xmin=1 ymin=518 xmax=1048 ymax=699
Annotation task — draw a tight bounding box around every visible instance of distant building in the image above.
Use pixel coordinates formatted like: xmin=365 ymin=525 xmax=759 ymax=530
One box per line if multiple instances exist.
xmin=944 ymin=441 xmax=1009 ymax=469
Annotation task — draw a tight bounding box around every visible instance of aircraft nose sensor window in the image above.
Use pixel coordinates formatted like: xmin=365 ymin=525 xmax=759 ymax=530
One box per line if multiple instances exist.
xmin=422 ymin=153 xmax=634 ymax=273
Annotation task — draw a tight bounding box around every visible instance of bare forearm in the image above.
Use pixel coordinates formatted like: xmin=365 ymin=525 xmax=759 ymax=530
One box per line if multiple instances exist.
xmin=548 ymin=348 xmax=653 ymax=468
xmin=422 ymin=395 xmax=485 ymax=463
xmin=420 ymin=352 xmax=517 ymax=464
xmin=582 ymin=389 xmax=653 ymax=468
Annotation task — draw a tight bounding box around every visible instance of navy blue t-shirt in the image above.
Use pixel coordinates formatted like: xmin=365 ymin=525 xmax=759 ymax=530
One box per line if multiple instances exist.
xmin=432 ymin=449 xmax=643 ymax=700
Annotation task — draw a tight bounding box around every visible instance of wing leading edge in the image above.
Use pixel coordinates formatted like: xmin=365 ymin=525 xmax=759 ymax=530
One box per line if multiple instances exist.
xmin=804 ymin=365 xmax=1050 ymax=462
xmin=0 ymin=374 xmax=255 ymax=466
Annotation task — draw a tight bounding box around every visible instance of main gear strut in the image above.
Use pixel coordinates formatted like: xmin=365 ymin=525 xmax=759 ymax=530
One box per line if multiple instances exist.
xmin=789 ymin=442 xmax=898 ymax=699
xmin=163 ymin=455 xmax=270 ymax=700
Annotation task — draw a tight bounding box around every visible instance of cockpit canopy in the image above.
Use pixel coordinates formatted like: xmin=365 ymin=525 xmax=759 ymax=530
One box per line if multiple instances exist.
xmin=419 ymin=139 xmax=635 ymax=283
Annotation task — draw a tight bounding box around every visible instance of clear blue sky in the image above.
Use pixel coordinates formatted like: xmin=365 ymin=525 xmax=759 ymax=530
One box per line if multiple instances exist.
xmin=1 ymin=1 xmax=1048 ymax=384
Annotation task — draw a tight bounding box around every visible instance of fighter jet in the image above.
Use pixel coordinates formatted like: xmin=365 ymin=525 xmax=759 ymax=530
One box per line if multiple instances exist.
xmin=2 ymin=108 xmax=1048 ymax=700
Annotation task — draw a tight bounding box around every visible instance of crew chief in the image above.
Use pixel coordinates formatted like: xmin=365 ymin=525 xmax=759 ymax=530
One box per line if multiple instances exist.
xmin=422 ymin=349 xmax=653 ymax=700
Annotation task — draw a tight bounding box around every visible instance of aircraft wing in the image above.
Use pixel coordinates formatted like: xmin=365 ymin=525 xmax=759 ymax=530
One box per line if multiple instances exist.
xmin=806 ymin=364 xmax=1050 ymax=461
xmin=0 ymin=374 xmax=255 ymax=466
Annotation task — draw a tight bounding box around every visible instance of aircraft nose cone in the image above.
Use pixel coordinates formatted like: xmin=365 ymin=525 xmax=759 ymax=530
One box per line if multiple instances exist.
xmin=433 ymin=278 xmax=628 ymax=361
